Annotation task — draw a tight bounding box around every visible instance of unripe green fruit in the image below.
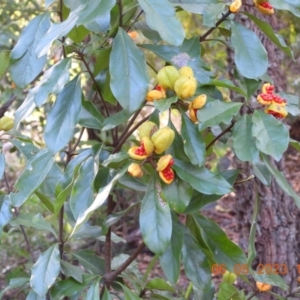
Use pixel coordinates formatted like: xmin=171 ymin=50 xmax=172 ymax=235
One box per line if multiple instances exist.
xmin=138 ymin=121 xmax=158 ymax=140
xmin=174 ymin=76 xmax=197 ymax=99
xmin=0 ymin=116 xmax=14 ymax=131
xmin=179 ymin=66 xmax=194 ymax=77
xmin=151 ymin=127 xmax=175 ymax=154
xmin=157 ymin=66 xmax=180 ymax=90
xmin=222 ymin=271 xmax=237 ymax=284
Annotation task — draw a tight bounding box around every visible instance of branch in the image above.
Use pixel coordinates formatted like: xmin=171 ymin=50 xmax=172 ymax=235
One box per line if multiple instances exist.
xmin=126 ymin=10 xmax=144 ymax=33
xmin=200 ymin=10 xmax=232 ymax=42
xmin=206 ymin=121 xmax=235 ymax=151
xmin=0 ymin=95 xmax=17 ymax=118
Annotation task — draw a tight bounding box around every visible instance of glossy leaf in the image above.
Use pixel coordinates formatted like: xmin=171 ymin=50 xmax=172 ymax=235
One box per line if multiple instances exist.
xmin=262 ymin=154 xmax=300 ymax=208
xmin=270 ymin=0 xmax=300 ymax=17
xmin=153 ymin=96 xmax=177 ymax=112
xmin=85 ymin=279 xmax=100 ymax=300
xmin=208 ymin=79 xmax=247 ymax=97
xmin=122 ymin=284 xmax=141 ymax=300
xmin=79 ymin=99 xmax=104 ymax=129
xmin=10 ymin=213 xmax=57 ymax=238
xmin=71 ymin=166 xmax=128 ymax=234
xmin=31 ymin=58 xmax=71 ymax=107
xmin=173 ymin=159 xmax=232 ymax=195
xmin=0 ymin=153 xmax=5 ymax=180
xmin=102 ymin=288 xmax=113 ymax=300
xmin=14 ymin=95 xmax=37 ymax=128
xmin=181 ymin=113 xmax=205 ymax=166
xmin=44 ymin=75 xmax=82 ymax=154
xmin=0 ymin=195 xmax=12 ymax=237
xmin=231 ymin=21 xmax=268 ymax=79
xmin=30 ymin=244 xmax=60 ymax=296
xmin=252 ymin=110 xmax=289 ymax=161
xmin=0 ymin=50 xmax=10 ymax=78
xmin=10 ymin=13 xmax=50 ymax=88
xmin=140 ymin=176 xmax=172 ymax=255
xmin=253 ymin=161 xmax=272 ymax=186
xmin=70 ymin=157 xmax=96 ymax=220
xmin=169 ymin=0 xmax=217 ymax=14
xmin=244 ymin=13 xmax=294 ymax=59
xmin=281 ymin=92 xmax=300 ymax=116
xmin=232 ymin=115 xmax=259 ymax=162
xmin=217 ymin=283 xmax=241 ymax=300
xmin=137 ymin=0 xmax=185 ymax=46
xmin=36 ymin=6 xmax=84 ymax=57
xmin=159 ymin=220 xmax=183 ymax=285
xmin=146 ymin=278 xmax=175 ymax=292
xmin=181 ymin=225 xmax=211 ymax=289
xmin=50 ymin=276 xmax=94 ymax=300
xmin=193 ymin=283 xmax=215 ymax=300
xmin=26 ymin=291 xmax=46 ymax=300
xmin=163 ymin=177 xmax=193 ymax=213
xmin=110 ymin=28 xmax=149 ymax=113
xmin=192 ymin=214 xmax=247 ymax=271
xmin=10 ymin=149 xmax=54 ymax=207
xmin=73 ymin=250 xmax=105 ymax=275
xmin=252 ymin=271 xmax=288 ymax=290
xmin=197 ymin=100 xmax=242 ymax=131
xmin=9 ymin=138 xmax=39 ymax=160
xmin=203 ymin=4 xmax=226 ymax=27
xmin=60 ymin=260 xmax=85 ymax=283
xmin=118 ymin=173 xmax=147 ymax=192
xmin=102 ymin=110 xmax=130 ymax=131
xmin=0 ymin=278 xmax=29 ymax=299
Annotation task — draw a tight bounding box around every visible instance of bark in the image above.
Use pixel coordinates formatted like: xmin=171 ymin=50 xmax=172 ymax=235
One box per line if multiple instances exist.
xmin=231 ymin=2 xmax=299 ymax=298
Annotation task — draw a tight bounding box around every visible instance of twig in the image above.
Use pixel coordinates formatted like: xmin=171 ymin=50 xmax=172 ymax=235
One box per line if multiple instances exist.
xmin=118 ymin=0 xmax=123 ymax=27
xmin=200 ymin=10 xmax=232 ymax=42
xmin=114 ymin=114 xmax=151 ymax=153
xmin=126 ymin=10 xmax=144 ymax=33
xmin=118 ymin=108 xmax=142 ymax=142
xmin=0 ymin=94 xmax=17 ymax=117
xmin=59 ymin=0 xmax=66 ymax=58
xmin=71 ymin=127 xmax=85 ymax=153
xmin=206 ymin=121 xmax=235 ymax=150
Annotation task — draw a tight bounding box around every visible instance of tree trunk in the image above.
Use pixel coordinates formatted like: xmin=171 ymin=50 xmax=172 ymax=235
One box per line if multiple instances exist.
xmin=231 ymin=2 xmax=299 ymax=298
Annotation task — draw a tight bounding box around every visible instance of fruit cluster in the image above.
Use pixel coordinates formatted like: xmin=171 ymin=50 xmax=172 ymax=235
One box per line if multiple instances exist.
xmin=127 ymin=121 xmax=175 ymax=184
xmin=256 ymin=83 xmax=288 ymax=119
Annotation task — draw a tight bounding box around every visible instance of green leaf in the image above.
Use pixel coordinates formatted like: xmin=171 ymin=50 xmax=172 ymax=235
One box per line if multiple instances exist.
xmin=60 ymin=260 xmax=85 ymax=283
xmin=110 ymin=28 xmax=149 ymax=113
xmin=26 ymin=291 xmax=46 ymax=300
xmin=181 ymin=113 xmax=206 ymax=166
xmin=181 ymin=225 xmax=211 ymax=289
xmin=203 ymin=4 xmax=226 ymax=27
xmin=217 ymin=283 xmax=241 ymax=300
xmin=262 ymin=154 xmax=300 ymax=208
xmin=232 ymin=115 xmax=259 ymax=162
xmin=252 ymin=271 xmax=288 ymax=290
xmin=0 ymin=50 xmax=10 ymax=78
xmin=30 ymin=244 xmax=60 ymax=296
xmin=197 ymin=100 xmax=242 ymax=131
xmin=193 ymin=283 xmax=215 ymax=300
xmin=163 ymin=177 xmax=193 ymax=213
xmin=50 ymin=276 xmax=94 ymax=300
xmin=153 ymin=96 xmax=178 ymax=112
xmin=10 ymin=213 xmax=57 ymax=238
xmin=94 ymin=48 xmax=111 ymax=75
xmin=270 ymin=0 xmax=300 ymax=17
xmin=71 ymin=166 xmax=128 ymax=235
xmin=140 ymin=176 xmax=172 ymax=255
xmin=118 ymin=173 xmax=147 ymax=192
xmin=10 ymin=13 xmax=50 ymax=88
xmin=290 ymin=138 xmax=300 ymax=152
xmin=10 ymin=149 xmax=54 ymax=207
xmin=208 ymin=79 xmax=247 ymax=97
xmin=146 ymin=278 xmax=175 ymax=292
xmin=32 ymin=58 xmax=71 ymax=107
xmin=281 ymin=92 xmax=300 ymax=116
xmin=122 ymin=285 xmax=141 ymax=300
xmin=73 ymin=250 xmax=105 ymax=275
xmin=231 ymin=21 xmax=268 ymax=79
xmin=134 ymin=21 xmax=162 ymax=44
xmin=253 ymin=161 xmax=272 ymax=186
xmin=0 ymin=195 xmax=12 ymax=237
xmin=14 ymin=95 xmax=36 ymax=129
xmin=252 ymin=110 xmax=289 ymax=161
xmin=70 ymin=157 xmax=96 ymax=221
xmin=159 ymin=219 xmax=183 ymax=285
xmin=36 ymin=6 xmax=84 ymax=57
xmin=9 ymin=139 xmax=39 ymax=160
xmin=192 ymin=214 xmax=247 ymax=271
xmin=68 ymin=25 xmax=89 ymax=42
xmin=0 ymin=153 xmax=5 ymax=180
xmin=0 ymin=278 xmax=29 ymax=299
xmin=137 ymin=0 xmax=185 ymax=46
xmin=102 ymin=110 xmax=130 ymax=131
xmin=86 ymin=279 xmax=100 ymax=300
xmin=173 ymin=159 xmax=232 ymax=195
xmin=44 ymin=75 xmax=82 ymax=154
xmin=142 ymin=38 xmax=211 ymax=83
xmin=169 ymin=0 xmax=217 ymax=14
xmin=243 ymin=13 xmax=294 ymax=59
xmin=79 ymin=99 xmax=104 ymax=129
xmin=102 ymin=288 xmax=113 ymax=300
xmin=102 ymin=152 xmax=128 ymax=168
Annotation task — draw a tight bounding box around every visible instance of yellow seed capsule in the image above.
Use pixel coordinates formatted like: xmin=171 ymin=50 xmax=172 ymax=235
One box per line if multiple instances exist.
xmin=261 ymin=83 xmax=274 ymax=94
xmin=189 ymin=108 xmax=198 ymax=123
xmin=179 ymin=66 xmax=194 ymax=77
xmin=265 ymin=103 xmax=288 ymax=119
xmin=146 ymin=90 xmax=166 ymax=102
xmin=256 ymin=281 xmax=272 ymax=292
xmin=174 ymin=76 xmax=197 ymax=100
xmin=156 ymin=154 xmax=173 ymax=172
xmin=151 ymin=127 xmax=175 ymax=154
xmin=128 ymin=163 xmax=143 ymax=178
xmin=191 ymin=94 xmax=207 ymax=109
xmin=254 ymin=0 xmax=274 ymax=15
xmin=230 ymin=0 xmax=242 ymax=13
xmin=0 ymin=116 xmax=14 ymax=131
xmin=128 ymin=137 xmax=154 ymax=160
xmin=138 ymin=121 xmax=158 ymax=140
xmin=157 ymin=66 xmax=180 ymax=90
